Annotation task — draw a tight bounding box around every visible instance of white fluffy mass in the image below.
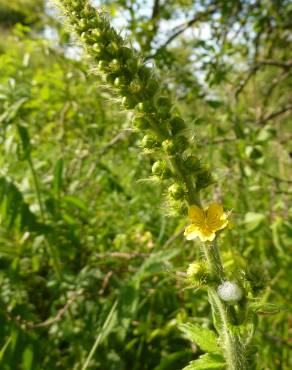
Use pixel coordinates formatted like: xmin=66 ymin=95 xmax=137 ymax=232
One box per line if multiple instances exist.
xmin=217 ymin=281 xmax=243 ymax=303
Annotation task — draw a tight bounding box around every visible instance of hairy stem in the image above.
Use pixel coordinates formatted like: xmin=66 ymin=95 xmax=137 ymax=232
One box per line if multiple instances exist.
xmin=208 ymin=288 xmax=247 ymax=370
xmin=205 ymin=245 xmax=247 ymax=370
xmin=203 ymin=241 xmax=225 ymax=281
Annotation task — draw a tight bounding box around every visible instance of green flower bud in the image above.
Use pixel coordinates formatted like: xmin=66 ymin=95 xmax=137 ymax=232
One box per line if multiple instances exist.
xmin=162 ymin=139 xmax=176 ymax=155
xmin=78 ymin=18 xmax=87 ymax=30
xmin=152 ymin=160 xmax=172 ymax=179
xmin=187 ymin=262 xmax=209 ymax=287
xmin=169 ymin=116 xmax=185 ymax=135
xmin=196 ymin=169 xmax=214 ymax=190
xmin=122 ymin=96 xmax=138 ymax=110
xmin=145 ymin=78 xmax=159 ymax=96
xmin=156 ymin=96 xmax=171 ymax=109
xmin=105 ymin=72 xmax=117 ymax=85
xmin=91 ymin=29 xmax=103 ymax=41
xmin=80 ymin=2 xmax=93 ymax=16
xmin=80 ymin=31 xmax=90 ymax=41
xmin=109 ymin=59 xmax=122 ymax=73
xmin=138 ymin=65 xmax=151 ymax=81
xmin=175 ymin=202 xmax=188 ymax=216
xmin=136 ymin=101 xmax=154 ymax=113
xmin=174 ymin=135 xmax=189 ymax=153
xmin=126 ymin=58 xmax=138 ymax=75
xmin=71 ymin=1 xmax=82 ymax=11
xmin=119 ymin=46 xmax=133 ymax=61
xmin=156 ymin=96 xmax=171 ymax=119
xmin=168 ymin=183 xmax=185 ymax=200
xmin=97 ymin=60 xmax=108 ymax=72
xmin=129 ymin=79 xmax=142 ymax=95
xmin=91 ymin=43 xmax=105 ymax=58
xmin=107 ymin=41 xmax=119 ymax=57
xmin=157 ymin=107 xmax=171 ymax=119
xmin=114 ymin=76 xmax=127 ymax=88
xmin=183 ymin=156 xmax=202 ymax=172
xmin=131 ymin=114 xmax=149 ymax=130
xmin=140 ymin=134 xmax=159 ymax=150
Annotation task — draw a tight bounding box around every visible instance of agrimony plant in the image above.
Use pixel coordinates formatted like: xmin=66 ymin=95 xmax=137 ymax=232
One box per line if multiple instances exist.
xmin=55 ymin=1 xmax=263 ymax=368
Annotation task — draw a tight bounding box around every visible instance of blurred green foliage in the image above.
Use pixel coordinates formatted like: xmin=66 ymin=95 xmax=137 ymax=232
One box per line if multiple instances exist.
xmin=0 ymin=0 xmax=291 ymax=369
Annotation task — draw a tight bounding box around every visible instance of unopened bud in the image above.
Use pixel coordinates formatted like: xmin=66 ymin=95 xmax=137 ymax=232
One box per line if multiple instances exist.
xmin=187 ymin=262 xmax=209 ymax=287
xmin=138 ymin=65 xmax=151 ymax=81
xmin=152 ymin=161 xmax=172 ymax=179
xmin=169 ymin=116 xmax=185 ymax=135
xmin=122 ymin=96 xmax=137 ymax=109
xmin=168 ymin=183 xmax=185 ymax=200
xmin=196 ymin=170 xmax=214 ymax=190
xmin=174 ymin=135 xmax=188 ymax=153
xmin=131 ymin=114 xmax=149 ymax=130
xmin=141 ymin=135 xmax=159 ymax=150
xmin=136 ymin=101 xmax=154 ymax=113
xmin=162 ymin=139 xmax=176 ymax=155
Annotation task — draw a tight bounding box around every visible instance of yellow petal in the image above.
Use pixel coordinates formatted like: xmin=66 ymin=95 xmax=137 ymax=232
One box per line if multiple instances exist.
xmin=198 ymin=227 xmax=216 ymax=242
xmin=184 ymin=224 xmax=201 ymax=240
xmin=206 ymin=203 xmax=228 ymax=232
xmin=188 ymin=205 xmax=205 ymax=227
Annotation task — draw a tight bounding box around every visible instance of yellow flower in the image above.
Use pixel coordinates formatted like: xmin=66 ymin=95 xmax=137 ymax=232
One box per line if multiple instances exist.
xmin=184 ymin=203 xmax=228 ymax=242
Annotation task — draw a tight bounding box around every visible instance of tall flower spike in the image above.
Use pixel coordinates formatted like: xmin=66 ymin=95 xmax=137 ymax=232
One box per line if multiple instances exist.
xmin=56 ymin=0 xmax=213 ymax=207
xmin=184 ymin=203 xmax=228 ymax=242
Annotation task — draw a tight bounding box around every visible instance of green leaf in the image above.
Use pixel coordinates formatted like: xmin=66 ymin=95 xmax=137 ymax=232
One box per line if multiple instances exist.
xmin=206 ymin=99 xmax=223 ymax=109
xmin=0 ymin=336 xmax=12 ymax=361
xmin=0 ymin=176 xmax=46 ymax=233
xmin=63 ymin=195 xmax=88 ymax=212
xmin=22 ymin=346 xmax=34 ymax=370
xmin=256 ymin=125 xmax=276 ymax=142
xmin=0 ymin=97 xmax=28 ymax=124
xmin=244 ymin=212 xmax=265 ymax=232
xmin=153 ymin=350 xmax=192 ymax=370
xmin=17 ymin=124 xmax=31 ymax=160
xmin=179 ymin=323 xmax=220 ymax=353
xmin=183 ymin=353 xmax=225 ymax=370
xmin=249 ymin=302 xmax=282 ymax=316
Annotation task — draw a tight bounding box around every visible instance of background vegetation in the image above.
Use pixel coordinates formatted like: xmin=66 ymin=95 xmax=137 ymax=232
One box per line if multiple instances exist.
xmin=0 ymin=0 xmax=291 ymax=369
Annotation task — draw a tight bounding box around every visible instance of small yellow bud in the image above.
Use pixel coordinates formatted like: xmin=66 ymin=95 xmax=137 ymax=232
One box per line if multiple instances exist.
xmin=168 ymin=183 xmax=185 ymax=200
xmin=186 ymin=262 xmax=208 ymax=287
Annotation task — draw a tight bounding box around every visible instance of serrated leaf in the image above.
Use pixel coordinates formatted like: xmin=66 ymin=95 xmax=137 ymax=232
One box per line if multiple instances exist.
xmin=249 ymin=301 xmax=281 ymax=316
xmin=179 ymin=323 xmax=220 ymax=353
xmin=183 ymin=353 xmax=225 ymax=370
xmin=208 ymin=289 xmax=224 ymax=332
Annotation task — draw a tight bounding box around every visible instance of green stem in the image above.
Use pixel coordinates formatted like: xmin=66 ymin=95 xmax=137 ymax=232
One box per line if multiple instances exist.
xmin=170 ymin=156 xmax=201 ymax=206
xmin=81 ymin=300 xmax=118 ymax=370
xmin=203 ymin=240 xmax=225 ymax=281
xmin=204 ymin=243 xmax=247 ymax=370
xmin=208 ymin=288 xmax=247 ymax=370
